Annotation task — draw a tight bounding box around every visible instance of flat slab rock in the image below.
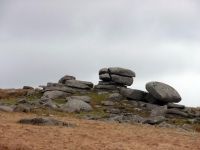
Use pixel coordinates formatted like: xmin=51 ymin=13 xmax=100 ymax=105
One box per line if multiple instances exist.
xmin=110 ymin=74 xmax=133 ymax=86
xmin=146 ymin=81 xmax=181 ymax=103
xmin=19 ymin=117 xmax=76 ymax=127
xmin=108 ymin=67 xmax=136 ymax=77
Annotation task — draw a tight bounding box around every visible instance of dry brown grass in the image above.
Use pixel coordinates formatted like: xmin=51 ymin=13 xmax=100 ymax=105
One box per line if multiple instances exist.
xmin=0 ymin=112 xmax=200 ymax=150
xmin=0 ymin=89 xmax=27 ymax=99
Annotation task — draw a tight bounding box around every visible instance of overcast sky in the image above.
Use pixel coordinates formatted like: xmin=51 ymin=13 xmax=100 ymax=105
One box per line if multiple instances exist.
xmin=1 ymin=0 xmax=200 ymax=107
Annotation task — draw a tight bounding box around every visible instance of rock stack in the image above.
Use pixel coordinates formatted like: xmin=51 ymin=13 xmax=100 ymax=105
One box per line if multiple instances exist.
xmin=40 ymin=75 xmax=94 ymax=99
xmin=94 ymin=67 xmax=135 ymax=92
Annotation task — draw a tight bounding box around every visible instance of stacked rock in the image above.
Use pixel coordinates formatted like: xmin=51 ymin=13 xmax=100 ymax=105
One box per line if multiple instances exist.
xmin=40 ymin=75 xmax=94 ymax=99
xmin=94 ymin=67 xmax=135 ymax=92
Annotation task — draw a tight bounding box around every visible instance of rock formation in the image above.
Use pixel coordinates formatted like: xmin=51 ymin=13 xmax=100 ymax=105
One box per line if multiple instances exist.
xmin=95 ymin=67 xmax=135 ymax=92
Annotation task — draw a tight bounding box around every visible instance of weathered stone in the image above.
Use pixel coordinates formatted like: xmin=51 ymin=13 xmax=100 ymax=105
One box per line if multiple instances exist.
xmin=66 ymin=96 xmax=91 ymax=103
xmin=39 ymin=99 xmax=58 ymax=109
xmin=18 ymin=99 xmax=27 ymax=104
xmin=13 ymin=105 xmax=31 ymax=112
xmin=23 ymin=86 xmax=34 ymax=89
xmin=149 ymin=105 xmax=167 ymax=117
xmin=70 ymin=88 xmax=91 ymax=94
xmin=99 ymin=73 xmax=111 ymax=81
xmin=65 ymin=80 xmax=93 ymax=89
xmin=27 ymin=90 xmax=36 ymax=96
xmin=101 ymin=101 xmax=115 ymax=106
xmin=42 ymin=91 xmax=71 ymax=100
xmin=130 ymin=101 xmax=139 ymax=107
xmin=188 ymin=118 xmax=200 ymax=124
xmin=98 ymin=81 xmax=116 ymax=85
xmin=58 ymin=75 xmax=76 ymax=84
xmin=121 ymin=88 xmax=147 ymax=100
xmin=94 ymin=84 xmax=126 ymax=92
xmin=145 ymin=93 xmax=158 ymax=104
xmin=47 ymin=82 xmax=66 ymax=88
xmin=99 ymin=68 xmax=108 ymax=75
xmin=0 ymin=106 xmax=14 ymax=112
xmin=108 ymin=93 xmax=123 ymax=101
xmin=185 ymin=108 xmax=200 ymax=118
xmin=182 ymin=124 xmax=193 ymax=132
xmin=61 ymin=99 xmax=93 ymax=112
xmin=167 ymin=103 xmax=185 ymax=109
xmin=19 ymin=117 xmax=76 ymax=127
xmin=133 ymin=108 xmax=142 ymax=112
xmin=146 ymin=81 xmax=181 ymax=103
xmin=108 ymin=67 xmax=136 ymax=77
xmin=166 ymin=109 xmax=188 ymax=118
xmin=111 ymin=74 xmax=133 ymax=86
xmin=145 ymin=103 xmax=158 ymax=110
xmin=105 ymin=108 xmax=120 ymax=114
xmin=41 ymin=86 xmax=75 ymax=94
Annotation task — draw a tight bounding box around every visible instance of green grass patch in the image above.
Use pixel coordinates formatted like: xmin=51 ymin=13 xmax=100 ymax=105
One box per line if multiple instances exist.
xmin=26 ymin=92 xmax=42 ymax=100
xmin=53 ymin=99 xmax=66 ymax=104
xmin=1 ymin=98 xmax=18 ymax=105
xmin=73 ymin=90 xmax=111 ymax=105
xmin=166 ymin=118 xmax=189 ymax=126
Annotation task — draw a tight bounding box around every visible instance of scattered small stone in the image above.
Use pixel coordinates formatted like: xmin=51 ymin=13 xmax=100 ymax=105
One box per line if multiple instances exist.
xmin=18 ymin=99 xmax=27 ymax=104
xmin=101 ymin=101 xmax=115 ymax=106
xmin=19 ymin=117 xmax=76 ymax=127
xmin=105 ymin=108 xmax=120 ymax=114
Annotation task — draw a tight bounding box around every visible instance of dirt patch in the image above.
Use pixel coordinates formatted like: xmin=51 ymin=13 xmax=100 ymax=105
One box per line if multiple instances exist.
xmin=0 ymin=112 xmax=200 ymax=150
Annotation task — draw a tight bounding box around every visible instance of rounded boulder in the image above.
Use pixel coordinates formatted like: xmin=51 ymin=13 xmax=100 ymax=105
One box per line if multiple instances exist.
xmin=146 ymin=81 xmax=181 ymax=103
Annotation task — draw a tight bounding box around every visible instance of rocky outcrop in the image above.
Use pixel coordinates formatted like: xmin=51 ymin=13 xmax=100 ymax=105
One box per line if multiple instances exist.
xmin=146 ymin=81 xmax=182 ymax=103
xmin=95 ymin=67 xmax=135 ymax=92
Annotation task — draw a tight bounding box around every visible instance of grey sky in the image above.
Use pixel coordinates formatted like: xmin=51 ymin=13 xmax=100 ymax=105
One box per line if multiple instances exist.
xmin=1 ymin=0 xmax=200 ymax=107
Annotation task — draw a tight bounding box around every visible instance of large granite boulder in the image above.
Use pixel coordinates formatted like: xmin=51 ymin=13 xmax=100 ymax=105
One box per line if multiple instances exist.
xmin=108 ymin=67 xmax=136 ymax=77
xmin=42 ymin=91 xmax=71 ymax=99
xmin=58 ymin=75 xmax=76 ymax=84
xmin=40 ymin=86 xmax=75 ymax=94
xmin=65 ymin=80 xmax=93 ymax=89
xmin=146 ymin=81 xmax=181 ymax=103
xmin=61 ymin=99 xmax=93 ymax=112
xmin=110 ymin=74 xmax=133 ymax=86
